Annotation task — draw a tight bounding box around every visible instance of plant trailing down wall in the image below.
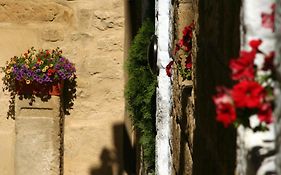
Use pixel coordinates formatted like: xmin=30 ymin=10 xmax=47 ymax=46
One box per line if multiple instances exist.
xmin=2 ymin=47 xmax=77 ymax=119
xmin=213 ymin=3 xmax=277 ymax=132
xmin=125 ymin=19 xmax=156 ymax=173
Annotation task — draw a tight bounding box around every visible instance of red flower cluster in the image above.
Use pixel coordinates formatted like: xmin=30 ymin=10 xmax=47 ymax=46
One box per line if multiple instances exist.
xmin=229 ymin=50 xmax=256 ymax=80
xmin=229 ymin=39 xmax=261 ymax=81
xmin=232 ymin=81 xmax=265 ymax=108
xmin=179 ymin=23 xmax=194 ymax=52
xmin=166 ymin=22 xmax=194 ymax=79
xmin=213 ymin=39 xmax=275 ymax=129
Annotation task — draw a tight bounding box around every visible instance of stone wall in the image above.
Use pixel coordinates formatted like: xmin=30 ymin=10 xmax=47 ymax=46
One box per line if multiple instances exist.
xmin=170 ymin=0 xmax=195 ymax=174
xmin=170 ymin=0 xmax=241 ymax=174
xmin=0 ymin=0 xmax=125 ymax=175
xmin=171 ymin=0 xmax=239 ymax=174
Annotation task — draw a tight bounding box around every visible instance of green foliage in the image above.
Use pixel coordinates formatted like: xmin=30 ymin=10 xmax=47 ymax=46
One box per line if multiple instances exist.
xmin=125 ymin=19 xmax=156 ymax=172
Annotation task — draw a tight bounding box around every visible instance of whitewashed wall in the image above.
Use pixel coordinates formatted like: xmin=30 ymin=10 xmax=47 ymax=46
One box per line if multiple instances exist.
xmin=236 ymin=0 xmax=276 ymax=175
xmin=155 ymin=0 xmax=173 ymax=174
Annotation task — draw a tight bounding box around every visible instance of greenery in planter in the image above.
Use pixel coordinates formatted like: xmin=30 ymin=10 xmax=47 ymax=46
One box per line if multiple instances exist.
xmin=2 ymin=47 xmax=77 ymax=119
xmin=125 ymin=19 xmax=156 ymax=173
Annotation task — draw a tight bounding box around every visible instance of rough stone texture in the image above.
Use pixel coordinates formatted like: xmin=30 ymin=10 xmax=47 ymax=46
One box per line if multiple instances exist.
xmin=0 ymin=1 xmax=73 ymax=24
xmin=15 ymin=97 xmax=61 ymax=175
xmin=170 ymin=1 xmax=240 ymax=174
xmin=171 ymin=86 xmax=194 ymax=175
xmin=0 ymin=0 xmax=125 ymax=175
xmin=170 ymin=0 xmax=195 ymax=174
xmin=192 ymin=0 xmax=240 ymax=175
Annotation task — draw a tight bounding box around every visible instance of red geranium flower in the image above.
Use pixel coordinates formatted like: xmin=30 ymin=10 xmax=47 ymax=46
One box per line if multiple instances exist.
xmin=178 ymin=38 xmax=192 ymax=52
xmin=232 ymin=81 xmax=265 ymax=108
xmin=249 ymin=39 xmax=262 ymax=51
xmin=166 ymin=61 xmax=173 ymax=77
xmin=258 ymin=103 xmax=273 ymax=124
xmin=213 ymin=88 xmax=236 ymax=127
xmin=229 ymin=50 xmax=256 ymax=80
xmin=178 ymin=39 xmax=185 ymax=48
xmin=185 ymin=55 xmax=192 ymax=69
xmin=47 ymin=69 xmax=56 ymax=76
xmin=182 ymin=24 xmax=193 ymax=38
xmin=178 ymin=23 xmax=194 ymax=52
xmin=216 ymin=103 xmax=236 ymax=128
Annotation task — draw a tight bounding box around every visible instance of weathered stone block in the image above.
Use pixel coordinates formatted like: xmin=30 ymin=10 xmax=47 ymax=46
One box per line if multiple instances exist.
xmin=175 ymin=2 xmax=194 ymax=38
xmin=41 ymin=25 xmax=65 ymax=42
xmin=15 ymin=96 xmax=62 ymax=175
xmin=0 ymin=1 xmax=73 ymax=24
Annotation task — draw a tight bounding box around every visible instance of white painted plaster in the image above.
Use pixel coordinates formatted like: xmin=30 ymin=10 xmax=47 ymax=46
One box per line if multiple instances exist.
xmin=155 ymin=0 xmax=173 ymax=175
xmin=236 ymin=0 xmax=276 ymax=174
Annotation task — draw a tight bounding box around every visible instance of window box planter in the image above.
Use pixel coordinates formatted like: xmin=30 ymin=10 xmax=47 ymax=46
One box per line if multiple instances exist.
xmin=15 ymin=80 xmax=64 ymax=96
xmin=2 ymin=47 xmax=76 ymax=119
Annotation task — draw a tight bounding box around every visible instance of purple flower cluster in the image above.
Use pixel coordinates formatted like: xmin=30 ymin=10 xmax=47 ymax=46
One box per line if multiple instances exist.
xmin=3 ymin=47 xmax=76 ymax=86
xmin=54 ymin=57 xmax=76 ymax=80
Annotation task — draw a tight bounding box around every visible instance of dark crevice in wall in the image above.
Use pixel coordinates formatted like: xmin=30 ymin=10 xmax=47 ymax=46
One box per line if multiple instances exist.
xmin=192 ymin=0 xmax=241 ymax=175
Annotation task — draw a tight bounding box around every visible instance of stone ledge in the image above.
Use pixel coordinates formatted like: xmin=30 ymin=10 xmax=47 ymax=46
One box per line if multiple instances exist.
xmin=15 ymin=96 xmax=60 ymax=118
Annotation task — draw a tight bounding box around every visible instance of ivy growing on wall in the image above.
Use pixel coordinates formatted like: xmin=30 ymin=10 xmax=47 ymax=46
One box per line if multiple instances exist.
xmin=125 ymin=19 xmax=156 ymax=172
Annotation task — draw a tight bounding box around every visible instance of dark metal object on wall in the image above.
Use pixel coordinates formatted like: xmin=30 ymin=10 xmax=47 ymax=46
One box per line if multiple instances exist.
xmin=147 ymin=34 xmax=158 ymax=75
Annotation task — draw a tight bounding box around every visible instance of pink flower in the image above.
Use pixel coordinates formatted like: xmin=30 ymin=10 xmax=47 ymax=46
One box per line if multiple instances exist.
xmin=232 ymin=81 xmax=265 ymax=109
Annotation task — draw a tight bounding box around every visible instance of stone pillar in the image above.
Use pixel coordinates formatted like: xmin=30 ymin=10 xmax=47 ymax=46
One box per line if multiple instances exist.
xmin=15 ymin=96 xmax=62 ymax=175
